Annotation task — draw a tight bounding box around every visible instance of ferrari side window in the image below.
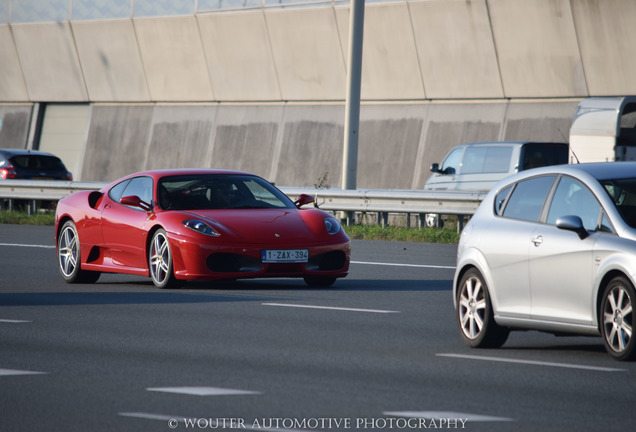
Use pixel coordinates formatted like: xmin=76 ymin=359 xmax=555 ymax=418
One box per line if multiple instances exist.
xmin=108 ymin=179 xmax=131 ymax=202
xmin=121 ymin=177 xmax=153 ymax=207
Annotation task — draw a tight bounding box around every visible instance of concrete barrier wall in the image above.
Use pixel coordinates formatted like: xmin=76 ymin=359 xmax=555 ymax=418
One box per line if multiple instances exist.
xmin=0 ymin=0 xmax=633 ymax=187
xmin=71 ymin=100 xmax=573 ymax=189
xmin=4 ymin=0 xmax=636 ymax=103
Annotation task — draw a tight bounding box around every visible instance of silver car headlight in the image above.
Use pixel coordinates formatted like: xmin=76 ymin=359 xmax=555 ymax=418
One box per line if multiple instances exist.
xmin=324 ymin=217 xmax=341 ymax=235
xmin=183 ymin=219 xmax=220 ymax=237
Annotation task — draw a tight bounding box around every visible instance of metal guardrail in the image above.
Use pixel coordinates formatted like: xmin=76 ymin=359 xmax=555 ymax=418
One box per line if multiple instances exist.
xmin=0 ymin=180 xmax=486 ymax=229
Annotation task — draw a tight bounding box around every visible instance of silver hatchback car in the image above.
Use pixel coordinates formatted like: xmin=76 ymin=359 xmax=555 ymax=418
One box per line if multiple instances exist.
xmin=454 ymin=162 xmax=636 ymax=360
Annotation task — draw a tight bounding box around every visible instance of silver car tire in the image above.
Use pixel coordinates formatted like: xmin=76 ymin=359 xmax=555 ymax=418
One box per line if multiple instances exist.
xmin=457 ymin=268 xmax=509 ymax=348
xmin=601 ymin=276 xmax=635 ymax=361
xmin=57 ymin=220 xmax=100 ymax=284
xmin=149 ymin=229 xmax=178 ymax=289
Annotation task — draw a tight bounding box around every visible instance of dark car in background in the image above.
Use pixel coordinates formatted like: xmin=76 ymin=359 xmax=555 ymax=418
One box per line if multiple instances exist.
xmin=0 ymin=149 xmax=72 ymax=181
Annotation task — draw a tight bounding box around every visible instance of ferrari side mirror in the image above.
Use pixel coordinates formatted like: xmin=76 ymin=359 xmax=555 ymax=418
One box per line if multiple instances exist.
xmin=121 ymin=195 xmax=152 ymax=212
xmin=294 ymin=194 xmax=315 ymax=208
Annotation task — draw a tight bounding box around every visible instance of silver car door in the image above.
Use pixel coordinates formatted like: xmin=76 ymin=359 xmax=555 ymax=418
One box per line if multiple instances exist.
xmin=490 ymin=175 xmax=557 ymax=318
xmin=528 ymin=176 xmax=600 ymax=325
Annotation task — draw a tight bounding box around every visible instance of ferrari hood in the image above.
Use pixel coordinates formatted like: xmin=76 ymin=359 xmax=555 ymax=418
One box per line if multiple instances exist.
xmin=185 ymin=209 xmax=315 ymax=244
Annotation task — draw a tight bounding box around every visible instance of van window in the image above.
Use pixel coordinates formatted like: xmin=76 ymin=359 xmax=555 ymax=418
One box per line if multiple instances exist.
xmin=461 ymin=146 xmax=512 ymax=174
xmin=441 ymin=148 xmax=463 ymax=174
xmin=520 ymin=143 xmax=569 ymax=170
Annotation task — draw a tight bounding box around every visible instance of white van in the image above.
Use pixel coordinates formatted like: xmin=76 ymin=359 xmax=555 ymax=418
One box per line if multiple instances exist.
xmin=425 ymin=141 xmax=569 ymax=192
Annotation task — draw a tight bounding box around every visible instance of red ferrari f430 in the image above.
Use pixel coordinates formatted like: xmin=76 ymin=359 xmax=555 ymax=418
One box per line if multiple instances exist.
xmin=55 ymin=169 xmax=350 ymax=288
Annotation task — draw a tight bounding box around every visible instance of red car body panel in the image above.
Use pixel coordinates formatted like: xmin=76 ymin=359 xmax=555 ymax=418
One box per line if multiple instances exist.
xmin=55 ymin=169 xmax=350 ymax=284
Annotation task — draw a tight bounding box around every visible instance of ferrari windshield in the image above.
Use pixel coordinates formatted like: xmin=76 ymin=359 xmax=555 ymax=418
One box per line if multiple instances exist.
xmin=157 ymin=174 xmax=295 ymax=211
xmin=601 ymin=177 xmax=636 ymax=228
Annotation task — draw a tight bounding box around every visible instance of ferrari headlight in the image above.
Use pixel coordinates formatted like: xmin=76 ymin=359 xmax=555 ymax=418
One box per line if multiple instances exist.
xmin=183 ymin=219 xmax=220 ymax=237
xmin=324 ymin=217 xmax=341 ymax=235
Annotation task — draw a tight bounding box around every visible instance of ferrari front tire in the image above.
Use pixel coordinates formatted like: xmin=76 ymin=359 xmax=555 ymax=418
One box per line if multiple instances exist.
xmin=57 ymin=220 xmax=101 ymax=284
xmin=149 ymin=229 xmax=178 ymax=289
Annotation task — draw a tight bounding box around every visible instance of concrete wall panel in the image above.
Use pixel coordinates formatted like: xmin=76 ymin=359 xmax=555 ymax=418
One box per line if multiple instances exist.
xmin=72 ymin=20 xmax=150 ymax=102
xmin=144 ymin=105 xmax=217 ymax=170
xmin=0 ymin=26 xmax=29 ymax=101
xmin=265 ymin=9 xmax=346 ymax=101
xmin=38 ymin=104 xmax=91 ymax=180
xmin=358 ymin=104 xmax=427 ymax=189
xmin=571 ymin=0 xmax=636 ymax=96
xmin=212 ymin=105 xmax=284 ymax=179
xmin=0 ymin=104 xmax=32 ymax=149
xmin=11 ymin=22 xmax=88 ymax=101
xmin=409 ymin=0 xmax=503 ymax=99
xmin=415 ymin=102 xmax=507 ymax=188
xmin=335 ymin=4 xmax=425 ymax=100
xmin=134 ymin=17 xmax=214 ymax=101
xmin=198 ymin=12 xmax=281 ymax=101
xmin=501 ymin=100 xmax=578 ymax=144
xmin=488 ymin=0 xmax=587 ymax=98
xmin=82 ymin=104 xmax=154 ymax=181
xmin=275 ymin=104 xmax=345 ymax=187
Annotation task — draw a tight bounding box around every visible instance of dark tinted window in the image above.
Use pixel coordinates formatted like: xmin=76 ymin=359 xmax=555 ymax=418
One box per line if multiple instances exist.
xmin=10 ymin=155 xmax=66 ymax=171
xmin=158 ymin=174 xmax=294 ymax=210
xmin=601 ymin=177 xmax=636 ymax=228
xmin=547 ymin=176 xmax=601 ymax=231
xmin=502 ymin=176 xmax=556 ymax=222
xmin=461 ymin=146 xmax=512 ymax=174
xmin=520 ymin=143 xmax=569 ymax=170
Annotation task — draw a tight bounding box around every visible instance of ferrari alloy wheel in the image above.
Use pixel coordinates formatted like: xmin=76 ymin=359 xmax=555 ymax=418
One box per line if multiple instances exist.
xmin=57 ymin=220 xmax=100 ymax=284
xmin=149 ymin=229 xmax=177 ymax=289
xmin=457 ymin=268 xmax=509 ymax=348
xmin=601 ymin=276 xmax=635 ymax=361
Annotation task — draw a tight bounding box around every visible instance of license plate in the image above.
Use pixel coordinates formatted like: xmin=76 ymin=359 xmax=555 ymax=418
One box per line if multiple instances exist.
xmin=262 ymin=249 xmax=308 ymax=263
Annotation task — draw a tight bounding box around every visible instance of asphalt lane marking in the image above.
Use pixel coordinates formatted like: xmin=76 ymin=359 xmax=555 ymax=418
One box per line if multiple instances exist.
xmin=385 ymin=411 xmax=513 ymax=422
xmin=0 ymin=243 xmax=55 ymax=249
xmin=0 ymin=368 xmax=47 ymax=376
xmin=263 ymin=302 xmax=399 ymax=314
xmin=0 ymin=319 xmax=31 ymax=323
xmin=147 ymin=386 xmax=261 ymax=396
xmin=352 ymin=260 xmax=455 ymax=269
xmin=437 ymin=353 xmax=626 ymax=372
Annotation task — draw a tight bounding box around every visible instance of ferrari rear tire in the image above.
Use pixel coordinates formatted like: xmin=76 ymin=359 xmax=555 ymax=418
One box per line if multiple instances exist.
xmin=57 ymin=220 xmax=101 ymax=284
xmin=149 ymin=229 xmax=178 ymax=289
xmin=303 ymin=276 xmax=337 ymax=288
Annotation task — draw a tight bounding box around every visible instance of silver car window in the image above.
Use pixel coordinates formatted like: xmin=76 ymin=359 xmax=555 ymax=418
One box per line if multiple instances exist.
xmin=546 ymin=176 xmax=601 ymax=231
xmin=501 ymin=176 xmax=556 ymax=222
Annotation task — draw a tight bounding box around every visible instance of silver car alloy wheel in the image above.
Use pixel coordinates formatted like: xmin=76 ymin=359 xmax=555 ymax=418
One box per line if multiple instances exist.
xmin=459 ymin=274 xmax=486 ymax=340
xmin=58 ymin=224 xmax=79 ymax=278
xmin=603 ymin=283 xmax=633 ymax=355
xmin=149 ymin=231 xmax=171 ymax=286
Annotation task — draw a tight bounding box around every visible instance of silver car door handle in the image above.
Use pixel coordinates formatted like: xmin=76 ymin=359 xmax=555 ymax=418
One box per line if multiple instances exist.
xmin=532 ymin=235 xmax=543 ymax=246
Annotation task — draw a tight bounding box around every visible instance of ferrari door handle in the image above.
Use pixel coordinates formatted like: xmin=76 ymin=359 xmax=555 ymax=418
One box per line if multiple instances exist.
xmin=532 ymin=235 xmax=543 ymax=247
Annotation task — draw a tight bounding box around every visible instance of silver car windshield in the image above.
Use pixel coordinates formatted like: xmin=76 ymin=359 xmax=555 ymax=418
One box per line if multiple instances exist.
xmin=601 ymin=178 xmax=636 ymax=228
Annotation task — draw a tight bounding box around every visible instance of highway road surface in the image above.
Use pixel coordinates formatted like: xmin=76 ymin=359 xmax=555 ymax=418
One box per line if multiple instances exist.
xmin=0 ymin=224 xmax=634 ymax=432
